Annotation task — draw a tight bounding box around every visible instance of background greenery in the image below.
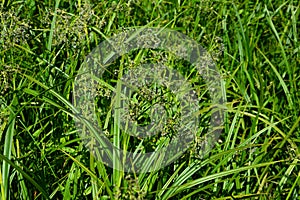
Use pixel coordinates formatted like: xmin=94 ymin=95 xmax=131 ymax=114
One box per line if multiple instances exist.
xmin=0 ymin=0 xmax=299 ymax=199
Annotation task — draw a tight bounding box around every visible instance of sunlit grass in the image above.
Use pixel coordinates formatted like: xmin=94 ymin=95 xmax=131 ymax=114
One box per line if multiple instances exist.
xmin=0 ymin=0 xmax=299 ymax=199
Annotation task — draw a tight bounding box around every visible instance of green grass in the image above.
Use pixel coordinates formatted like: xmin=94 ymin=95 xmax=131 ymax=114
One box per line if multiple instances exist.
xmin=0 ymin=0 xmax=299 ymax=199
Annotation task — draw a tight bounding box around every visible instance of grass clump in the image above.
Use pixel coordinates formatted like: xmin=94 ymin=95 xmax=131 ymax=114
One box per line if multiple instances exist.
xmin=0 ymin=0 xmax=299 ymax=199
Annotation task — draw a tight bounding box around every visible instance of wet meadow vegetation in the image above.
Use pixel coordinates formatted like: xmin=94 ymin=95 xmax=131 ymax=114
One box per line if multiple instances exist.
xmin=0 ymin=0 xmax=299 ymax=199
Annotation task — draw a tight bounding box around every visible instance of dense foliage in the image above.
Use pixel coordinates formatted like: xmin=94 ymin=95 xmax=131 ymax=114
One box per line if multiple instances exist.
xmin=0 ymin=0 xmax=299 ymax=199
